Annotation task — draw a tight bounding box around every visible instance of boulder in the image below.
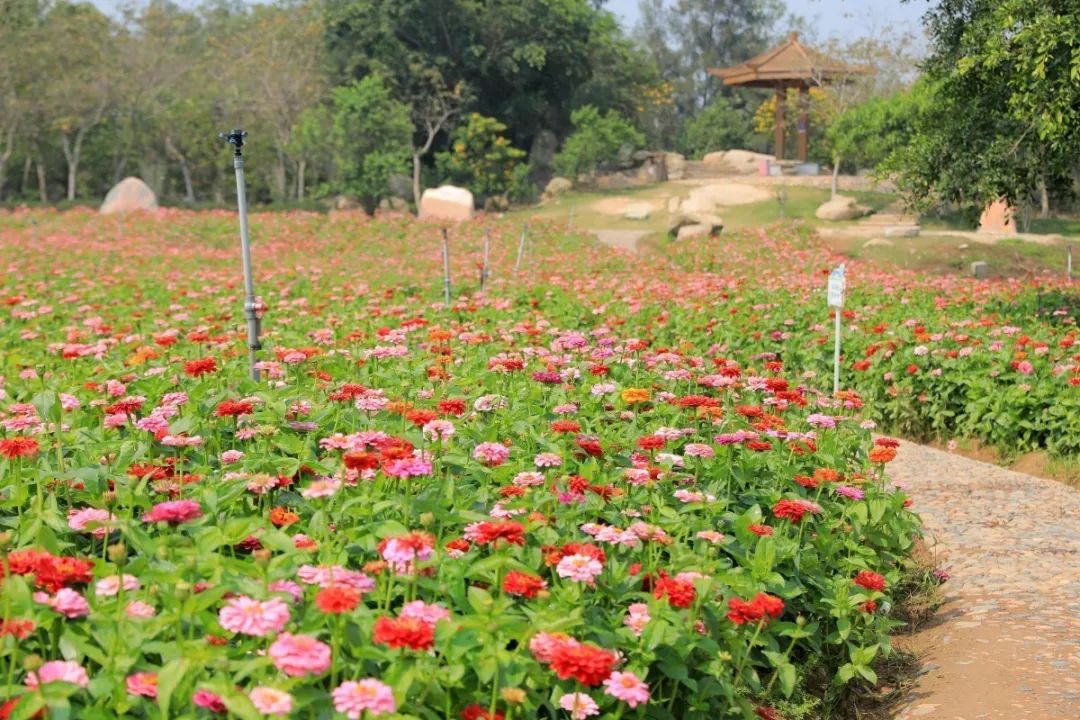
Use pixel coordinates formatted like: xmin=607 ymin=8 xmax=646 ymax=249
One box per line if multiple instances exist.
xmin=668 ymin=211 xmax=723 ymax=238
xmin=331 ymin=195 xmax=362 ymax=211
xmin=676 ymin=224 xmax=713 ymax=241
xmin=666 ymin=196 xmax=682 ymax=214
xmin=483 ymin=194 xmax=510 ymax=212
xmin=622 ymin=203 xmax=651 ymax=221
xmin=664 ymin=152 xmax=686 ymax=181
xmin=100 ymin=177 xmax=157 ymax=215
xmin=978 ymin=198 xmax=1015 ymax=234
xmin=814 ymin=195 xmax=871 ymax=221
xmin=884 ymin=225 xmax=920 ymax=238
xmin=687 ymin=182 xmax=771 ymax=210
xmin=862 ymin=238 xmax=894 ymax=248
xmin=701 ymin=149 xmax=775 ymax=175
xmin=378 ymin=197 xmax=409 ymax=213
xmin=418 ymin=185 xmax=474 ymax=223
xmin=544 ymin=177 xmax=573 ymax=197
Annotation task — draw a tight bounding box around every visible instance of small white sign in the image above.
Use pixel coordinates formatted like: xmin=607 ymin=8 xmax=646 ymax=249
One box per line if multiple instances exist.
xmin=827 ymin=264 xmax=846 ymax=308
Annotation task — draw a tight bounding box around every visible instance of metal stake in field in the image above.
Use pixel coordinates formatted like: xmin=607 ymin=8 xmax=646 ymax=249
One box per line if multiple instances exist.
xmin=441 ymin=227 xmax=452 ymax=304
xmin=826 ymin=263 xmax=846 ymax=396
xmin=480 ymin=228 xmax=491 ymax=290
xmin=514 ymin=224 xmax=528 ymax=272
xmin=1068 ymin=245 xmax=1073 ymax=281
xmin=219 ymin=128 xmax=261 ymax=381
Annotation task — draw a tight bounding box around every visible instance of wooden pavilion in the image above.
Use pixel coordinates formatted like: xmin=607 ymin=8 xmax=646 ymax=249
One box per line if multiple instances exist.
xmin=708 ymin=32 xmax=864 ymax=162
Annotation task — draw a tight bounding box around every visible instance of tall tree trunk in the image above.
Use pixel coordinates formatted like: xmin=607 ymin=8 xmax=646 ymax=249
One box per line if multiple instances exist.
xmin=1038 ymin=170 xmax=1049 ymax=218
xmin=0 ymin=156 xmax=7 ymax=202
xmin=165 ymin=137 xmax=195 ymax=204
xmin=21 ymin=155 xmax=32 ymax=196
xmin=0 ymin=124 xmax=13 ymax=202
xmin=35 ymin=156 xmax=47 ymax=203
xmin=60 ymin=132 xmax=85 ymax=202
xmin=272 ymin=150 xmax=288 ymax=202
xmin=412 ymin=153 xmax=422 ymax=209
xmin=296 ymin=159 xmax=306 ymax=201
xmin=831 ymin=154 xmax=841 ymax=200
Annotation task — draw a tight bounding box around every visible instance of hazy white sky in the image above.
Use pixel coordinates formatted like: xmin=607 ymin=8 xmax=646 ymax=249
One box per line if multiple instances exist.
xmin=606 ymin=0 xmax=930 ymax=39
xmin=92 ymin=0 xmax=931 ymax=40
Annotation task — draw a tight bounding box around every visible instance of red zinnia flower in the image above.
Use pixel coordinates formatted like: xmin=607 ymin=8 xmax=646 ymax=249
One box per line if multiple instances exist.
xmin=653 ymin=574 xmax=696 ymax=609
xmin=315 ymin=585 xmax=362 ymax=613
xmin=0 ymin=437 xmax=39 ymax=460
xmin=184 ymin=357 xmax=217 ymax=377
xmin=636 ymin=435 xmax=665 ymax=451
xmin=372 ymin=616 xmax=434 ymax=651
xmin=575 ymin=435 xmax=603 ymax=457
xmin=772 ymin=498 xmax=821 ymax=523
xmin=343 ymin=451 xmax=380 ymax=471
xmin=853 ymin=570 xmax=887 ymax=592
xmin=548 ymin=642 xmax=617 ymax=686
xmin=747 ymin=524 xmax=774 ymax=537
xmin=467 ymin=521 xmax=526 ymax=548
xmin=216 ymin=399 xmax=254 ymax=417
xmin=502 ymin=571 xmax=547 ymax=599
xmin=727 ymin=592 xmax=785 ymax=625
xmin=551 ymin=420 xmax=582 ymax=434
xmin=868 ymin=446 xmax=897 ymax=464
xmin=461 ymin=705 xmax=505 ymax=720
xmin=438 ymin=399 xmax=467 ymax=416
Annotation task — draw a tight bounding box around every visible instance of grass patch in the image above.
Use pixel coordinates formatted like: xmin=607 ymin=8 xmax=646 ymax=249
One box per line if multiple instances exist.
xmin=921 ymin=209 xmax=1080 ymax=236
xmin=722 ymin=187 xmax=896 ymax=230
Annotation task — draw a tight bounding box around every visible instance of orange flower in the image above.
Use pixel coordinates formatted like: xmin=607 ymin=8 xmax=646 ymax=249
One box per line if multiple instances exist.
xmin=269 ymin=507 xmax=299 ymax=528
xmin=620 ymin=388 xmax=650 ymax=405
xmin=868 ymin=446 xmax=897 ymax=464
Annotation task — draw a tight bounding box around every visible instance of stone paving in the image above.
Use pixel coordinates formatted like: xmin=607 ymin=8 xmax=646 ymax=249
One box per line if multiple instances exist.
xmin=888 ymin=440 xmax=1080 ymax=719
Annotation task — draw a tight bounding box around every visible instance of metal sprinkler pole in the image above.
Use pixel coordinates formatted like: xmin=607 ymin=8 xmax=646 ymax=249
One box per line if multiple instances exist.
xmin=441 ymin=227 xmax=452 ymax=304
xmin=514 ymin=224 xmax=528 ymax=272
xmin=220 ymin=128 xmax=261 ymax=381
xmin=1068 ymin=245 xmax=1073 ymax=281
xmin=481 ymin=228 xmax=491 ymax=290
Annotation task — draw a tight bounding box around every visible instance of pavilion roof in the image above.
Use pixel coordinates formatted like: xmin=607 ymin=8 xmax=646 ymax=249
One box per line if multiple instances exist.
xmin=708 ymin=32 xmax=866 ymax=88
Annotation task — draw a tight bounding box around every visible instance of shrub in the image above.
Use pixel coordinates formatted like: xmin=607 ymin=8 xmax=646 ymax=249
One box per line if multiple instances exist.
xmin=554 ymin=106 xmax=645 ymax=178
xmin=436 ymin=114 xmax=527 ymax=201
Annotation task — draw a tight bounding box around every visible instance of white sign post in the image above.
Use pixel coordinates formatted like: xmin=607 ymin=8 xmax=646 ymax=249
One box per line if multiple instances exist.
xmin=827 ymin=264 xmax=846 ymax=396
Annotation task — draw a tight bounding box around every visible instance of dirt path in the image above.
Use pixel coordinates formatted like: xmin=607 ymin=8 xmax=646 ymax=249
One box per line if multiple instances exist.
xmin=888 ymin=440 xmax=1080 ymax=719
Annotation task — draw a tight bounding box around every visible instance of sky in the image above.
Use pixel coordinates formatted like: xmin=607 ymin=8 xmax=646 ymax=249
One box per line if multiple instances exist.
xmin=605 ymin=0 xmax=931 ymax=39
xmin=91 ymin=0 xmax=932 ymax=40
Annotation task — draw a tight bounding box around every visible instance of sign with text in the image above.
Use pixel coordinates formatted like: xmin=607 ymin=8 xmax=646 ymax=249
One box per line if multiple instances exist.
xmin=827 ymin=264 xmax=846 ymax=308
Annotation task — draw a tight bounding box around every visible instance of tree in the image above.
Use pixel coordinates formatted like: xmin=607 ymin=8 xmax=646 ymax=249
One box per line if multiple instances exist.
xmin=404 ymin=67 xmax=469 ymax=207
xmin=677 ymin=95 xmax=755 ymax=159
xmin=327 ymin=76 xmax=412 ymax=210
xmin=828 ymin=83 xmax=926 ymax=173
xmin=323 ymin=0 xmax=649 ymax=149
xmin=0 ymin=0 xmax=43 ymax=200
xmin=553 ymin=106 xmax=645 ymax=179
xmin=435 ymin=113 xmax=527 ymax=201
xmin=35 ymin=1 xmax=117 ymax=201
xmin=887 ymin=0 xmax=1080 ymax=218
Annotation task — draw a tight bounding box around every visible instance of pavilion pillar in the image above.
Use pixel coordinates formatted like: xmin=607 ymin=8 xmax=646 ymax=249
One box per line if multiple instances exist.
xmin=774 ymin=86 xmax=786 ymax=160
xmin=797 ymin=86 xmax=809 ymax=162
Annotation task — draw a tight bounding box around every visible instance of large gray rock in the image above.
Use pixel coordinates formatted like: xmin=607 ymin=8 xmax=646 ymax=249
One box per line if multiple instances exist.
xmin=622 ymin=203 xmax=651 ymax=220
xmin=100 ymin=177 xmax=157 ymax=215
xmin=668 ymin=211 xmax=723 ymax=239
xmin=544 ymin=177 xmax=573 ymax=197
xmin=418 ymin=185 xmax=474 ymax=222
xmin=701 ymin=149 xmax=774 ymax=175
xmin=528 ymin=130 xmax=559 ymax=182
xmin=664 ymin=152 xmax=687 ymax=180
xmin=676 ymin=224 xmax=713 ymax=241
xmin=815 ymin=195 xmax=871 ymax=221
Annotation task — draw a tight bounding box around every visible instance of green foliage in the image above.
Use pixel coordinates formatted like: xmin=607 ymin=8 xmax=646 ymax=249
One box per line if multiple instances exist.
xmin=677 ymin=96 xmax=756 ymax=159
xmin=828 ymin=84 xmax=927 ymax=171
xmin=884 ymin=0 xmax=1080 ymax=214
xmin=435 ymin=113 xmax=527 ymax=200
xmin=553 ymin=106 xmax=645 ymax=179
xmin=327 ymin=76 xmax=412 ymax=209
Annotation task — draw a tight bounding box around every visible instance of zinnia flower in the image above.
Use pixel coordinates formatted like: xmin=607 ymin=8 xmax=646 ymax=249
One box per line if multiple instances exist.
xmin=853 ymin=570 xmax=887 ymax=592
xmin=25 ymin=660 xmax=89 ymax=688
xmin=126 ymin=672 xmax=158 ymax=699
xmin=218 ymin=596 xmax=290 ymax=636
xmin=249 ymin=687 xmax=293 ymax=715
xmin=267 ymin=633 xmax=331 ymax=676
xmin=142 ymin=499 xmax=202 ymax=524
xmin=603 ymin=671 xmax=650 ymax=708
xmin=332 ymin=679 xmax=397 ymax=718
xmin=372 ymin=616 xmax=434 ymax=651
xmin=559 ymin=693 xmax=599 ymax=720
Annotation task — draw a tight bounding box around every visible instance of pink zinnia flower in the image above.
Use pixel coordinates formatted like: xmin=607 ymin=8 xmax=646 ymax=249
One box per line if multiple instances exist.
xmin=25 ymin=660 xmax=89 ymax=689
xmin=399 ymin=600 xmax=450 ymax=626
xmin=603 ymin=671 xmax=650 ymax=708
xmin=249 ymin=686 xmax=293 ymax=715
xmin=556 ymin=554 xmax=603 ymax=583
xmin=268 ymin=633 xmax=331 ymax=676
xmin=559 ymin=692 xmax=599 ymax=720
xmin=126 ymin=672 xmax=158 ymax=699
xmin=683 ymin=443 xmax=714 ymax=459
xmin=221 ymin=449 xmax=245 ymax=464
xmin=39 ymin=588 xmax=90 ymax=618
xmin=301 ymin=477 xmax=342 ymax=499
xmin=95 ymin=574 xmax=140 ymax=597
xmin=67 ymin=507 xmax=116 ymax=538
xmin=332 ymin=679 xmax=397 ymax=718
xmin=142 ymin=499 xmax=202 ymax=524
xmin=219 ymin=596 xmax=290 ymax=637
xmin=473 ymin=442 xmax=510 ymax=467
xmin=422 ymin=419 xmax=455 ymax=440
xmin=193 ymin=689 xmax=227 ymax=712
xmin=835 ymin=485 xmax=865 ymax=500
xmin=534 ymin=452 xmax=562 ymax=468
xmin=126 ymin=601 xmax=156 ymax=618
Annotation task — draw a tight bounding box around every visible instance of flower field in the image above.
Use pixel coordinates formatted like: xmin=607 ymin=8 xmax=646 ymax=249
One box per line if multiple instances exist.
xmin=0 ymin=208 xmax=1074 ymax=719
